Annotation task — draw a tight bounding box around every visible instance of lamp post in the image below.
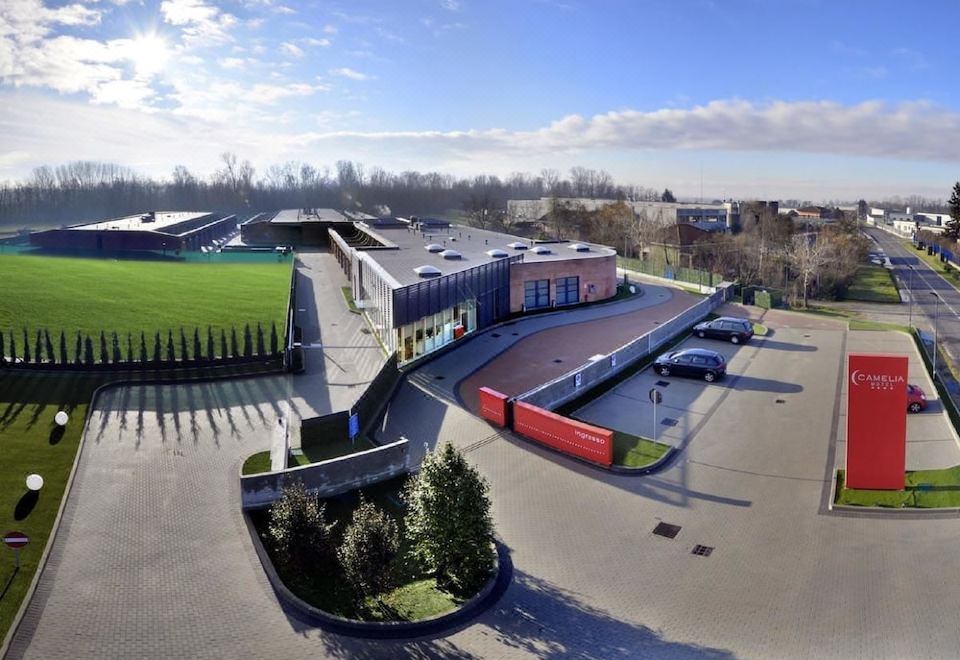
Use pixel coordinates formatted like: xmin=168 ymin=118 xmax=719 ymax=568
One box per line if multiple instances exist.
xmin=930 ymin=291 xmax=941 ymax=377
xmin=908 ymin=265 xmax=915 ymax=328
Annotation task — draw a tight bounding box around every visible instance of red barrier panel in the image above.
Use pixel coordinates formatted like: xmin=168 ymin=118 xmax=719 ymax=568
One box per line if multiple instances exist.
xmin=513 ymin=401 xmax=613 ymax=466
xmin=846 ymin=353 xmax=907 ymax=490
xmin=479 ymin=387 xmax=509 ymax=427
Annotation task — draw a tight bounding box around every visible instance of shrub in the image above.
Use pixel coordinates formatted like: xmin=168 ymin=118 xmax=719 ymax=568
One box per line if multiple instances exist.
xmin=22 ymin=329 xmax=30 ymax=364
xmin=166 ymin=330 xmax=175 ymax=362
xmin=180 ymin=328 xmax=189 ymax=362
xmin=99 ymin=331 xmax=108 ymax=365
xmin=112 ymin=332 xmax=122 ymax=363
xmin=220 ymin=328 xmax=228 ymax=360
xmin=45 ymin=330 xmax=55 ymax=365
xmin=139 ymin=332 xmax=148 ymax=363
xmin=230 ymin=327 xmax=239 ymax=358
xmin=403 ymin=443 xmax=496 ymax=594
xmin=338 ymin=498 xmax=400 ymax=600
xmin=153 ymin=332 xmax=162 ymax=363
xmin=75 ymin=332 xmax=82 ymax=365
xmin=83 ymin=336 xmax=95 ymax=365
xmin=59 ymin=331 xmax=68 ymax=365
xmin=34 ymin=329 xmax=43 ymax=364
xmin=207 ymin=327 xmax=215 ymax=361
xmin=256 ymin=322 xmax=266 ymax=356
xmin=267 ymin=480 xmax=337 ymax=571
xmin=270 ymin=322 xmax=279 ymax=355
xmin=243 ymin=323 xmax=253 ymax=358
xmin=193 ymin=328 xmax=202 ymax=362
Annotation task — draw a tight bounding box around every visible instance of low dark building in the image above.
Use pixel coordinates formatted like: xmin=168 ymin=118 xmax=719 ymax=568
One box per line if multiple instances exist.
xmin=30 ymin=211 xmax=237 ymax=252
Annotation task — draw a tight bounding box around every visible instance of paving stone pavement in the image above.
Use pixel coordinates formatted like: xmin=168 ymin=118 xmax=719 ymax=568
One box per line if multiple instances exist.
xmin=13 ymin=286 xmax=960 ymax=658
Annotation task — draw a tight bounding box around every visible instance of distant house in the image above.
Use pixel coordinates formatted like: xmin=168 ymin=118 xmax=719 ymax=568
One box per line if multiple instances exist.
xmin=646 ymin=223 xmax=717 ymax=269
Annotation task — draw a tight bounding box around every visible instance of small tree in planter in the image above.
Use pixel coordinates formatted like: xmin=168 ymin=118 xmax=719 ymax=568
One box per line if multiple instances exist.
xmin=243 ymin=323 xmax=253 ymax=358
xmin=207 ymin=327 xmax=215 ymax=361
xmin=59 ymin=331 xmax=68 ymax=365
xmin=230 ymin=327 xmax=239 ymax=358
xmin=22 ymin=329 xmax=31 ymax=364
xmin=75 ymin=332 xmax=82 ymax=366
xmin=34 ymin=329 xmax=43 ymax=364
xmin=83 ymin=336 xmax=95 ymax=365
xmin=338 ymin=498 xmax=400 ymax=602
xmin=256 ymin=323 xmax=266 ymax=356
xmin=45 ymin=330 xmax=55 ymax=365
xmin=9 ymin=334 xmax=17 ymax=364
xmin=112 ymin=332 xmax=122 ymax=363
xmin=126 ymin=333 xmax=133 ymax=363
xmin=267 ymin=480 xmax=337 ymax=572
xmin=180 ymin=328 xmax=189 ymax=362
xmin=139 ymin=332 xmax=148 ymax=363
xmin=166 ymin=330 xmax=176 ymax=362
xmin=153 ymin=332 xmax=162 ymax=363
xmin=193 ymin=328 xmax=202 ymax=362
xmin=403 ymin=443 xmax=496 ymax=594
xmin=270 ymin=322 xmax=279 ymax=355
xmin=220 ymin=328 xmax=228 ymax=360
xmin=99 ymin=331 xmax=109 ymax=365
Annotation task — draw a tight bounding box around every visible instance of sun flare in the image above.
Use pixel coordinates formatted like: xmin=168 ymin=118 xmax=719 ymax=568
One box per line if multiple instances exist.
xmin=128 ymin=33 xmax=170 ymax=77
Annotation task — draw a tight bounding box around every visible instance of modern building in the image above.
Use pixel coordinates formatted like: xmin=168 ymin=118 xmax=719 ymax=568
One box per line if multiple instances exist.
xmin=238 ymin=208 xmax=353 ymax=247
xmin=30 ymin=211 xmax=237 ymax=252
xmin=507 ymin=198 xmax=741 ymax=233
xmin=329 ymin=215 xmax=617 ymax=364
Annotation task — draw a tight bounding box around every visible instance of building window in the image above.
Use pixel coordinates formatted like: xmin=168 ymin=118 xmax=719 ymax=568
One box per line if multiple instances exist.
xmin=524 ymin=279 xmax=549 ymax=309
xmin=555 ymin=276 xmax=579 ymax=306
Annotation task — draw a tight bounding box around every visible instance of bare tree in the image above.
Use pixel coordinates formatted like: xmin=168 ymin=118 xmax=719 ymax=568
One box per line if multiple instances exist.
xmin=788 ymin=232 xmax=829 ymax=307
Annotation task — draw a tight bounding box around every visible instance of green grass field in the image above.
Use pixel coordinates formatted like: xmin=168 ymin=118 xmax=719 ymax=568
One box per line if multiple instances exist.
xmin=0 ymin=372 xmax=102 ymax=642
xmin=0 ymin=254 xmax=290 ymax=360
xmin=836 ymin=467 xmax=960 ymax=508
xmin=844 ymin=264 xmax=900 ymax=303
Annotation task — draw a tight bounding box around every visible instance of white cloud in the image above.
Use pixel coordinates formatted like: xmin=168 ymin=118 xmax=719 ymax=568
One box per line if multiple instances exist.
xmin=280 ymin=41 xmax=304 ymax=57
xmin=323 ymin=24 xmax=337 ymax=34
xmin=301 ymin=37 xmax=330 ymax=47
xmin=218 ymin=57 xmax=245 ymax=69
xmin=441 ymin=0 xmax=461 ymax=10
xmin=160 ymin=0 xmax=236 ymax=44
xmin=273 ymin=4 xmax=295 ymax=14
xmin=290 ymin=100 xmax=960 ymax=165
xmin=330 ymin=67 xmax=371 ymax=81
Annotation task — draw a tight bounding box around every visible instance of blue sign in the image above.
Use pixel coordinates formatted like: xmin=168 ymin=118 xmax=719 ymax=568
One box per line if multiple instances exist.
xmin=348 ymin=413 xmax=360 ymax=439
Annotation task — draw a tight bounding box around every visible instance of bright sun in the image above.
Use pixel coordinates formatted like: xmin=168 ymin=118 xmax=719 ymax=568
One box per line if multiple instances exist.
xmin=128 ymin=33 xmax=171 ymax=77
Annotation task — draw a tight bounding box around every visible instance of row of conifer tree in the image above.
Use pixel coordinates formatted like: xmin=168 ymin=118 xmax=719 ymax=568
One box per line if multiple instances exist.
xmin=0 ymin=323 xmax=281 ymax=366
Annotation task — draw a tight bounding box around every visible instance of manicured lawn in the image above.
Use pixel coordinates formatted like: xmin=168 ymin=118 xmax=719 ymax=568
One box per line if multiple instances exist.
xmin=836 ymin=467 xmax=960 ymax=508
xmin=905 ymin=240 xmax=960 ymax=284
xmin=249 ymin=476 xmax=474 ymax=621
xmin=0 ymin=372 xmax=101 ymax=642
xmin=241 ymin=436 xmax=375 ymax=474
xmin=844 ymin=264 xmax=900 ymax=303
xmin=613 ymin=430 xmax=671 ymax=468
xmin=0 ymin=254 xmax=290 ymax=360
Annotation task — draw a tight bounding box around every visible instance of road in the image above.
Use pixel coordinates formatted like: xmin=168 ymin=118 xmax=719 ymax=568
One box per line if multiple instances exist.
xmin=867 ymin=226 xmax=960 ymax=362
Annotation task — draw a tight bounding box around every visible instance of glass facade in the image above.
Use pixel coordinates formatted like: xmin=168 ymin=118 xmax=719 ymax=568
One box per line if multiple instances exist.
xmin=524 ymin=279 xmax=550 ymax=309
xmin=556 ymin=276 xmax=580 ymax=306
xmin=397 ymin=300 xmax=477 ymax=363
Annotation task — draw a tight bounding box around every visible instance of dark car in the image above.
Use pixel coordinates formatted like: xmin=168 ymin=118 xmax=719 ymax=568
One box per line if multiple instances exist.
xmin=907 ymin=384 xmax=927 ymax=413
xmin=654 ymin=348 xmax=727 ymax=382
xmin=693 ymin=317 xmax=754 ymax=344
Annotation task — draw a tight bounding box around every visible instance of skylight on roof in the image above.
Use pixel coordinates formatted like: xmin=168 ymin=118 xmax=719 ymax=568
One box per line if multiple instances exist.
xmin=507 ymin=241 xmax=528 ymax=250
xmin=425 ymin=243 xmax=444 ymax=253
xmin=531 ymin=245 xmax=552 ymax=255
xmin=440 ymin=249 xmax=462 ymax=260
xmin=486 ymin=249 xmax=509 ymax=258
xmin=568 ymin=243 xmax=590 ymax=252
xmin=413 ymin=265 xmax=442 ymax=277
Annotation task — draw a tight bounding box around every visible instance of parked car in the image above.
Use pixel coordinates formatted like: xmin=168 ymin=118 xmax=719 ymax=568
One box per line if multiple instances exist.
xmin=693 ymin=317 xmax=754 ymax=344
xmin=654 ymin=348 xmax=727 ymax=382
xmin=907 ymin=384 xmax=927 ymax=413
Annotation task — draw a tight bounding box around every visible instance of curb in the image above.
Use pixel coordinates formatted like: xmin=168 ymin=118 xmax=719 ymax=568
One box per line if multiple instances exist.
xmin=0 ymin=368 xmax=286 ymax=658
xmin=244 ymin=514 xmax=510 ymax=639
xmin=830 ymin=503 xmax=960 ymax=517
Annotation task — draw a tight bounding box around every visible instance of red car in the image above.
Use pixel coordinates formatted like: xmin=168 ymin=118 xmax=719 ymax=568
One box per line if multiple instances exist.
xmin=907 ymin=384 xmax=927 ymax=413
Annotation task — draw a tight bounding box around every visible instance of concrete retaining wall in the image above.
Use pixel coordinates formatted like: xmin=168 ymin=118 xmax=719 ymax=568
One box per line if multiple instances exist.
xmin=240 ymin=438 xmax=412 ymax=509
xmin=517 ymin=283 xmax=734 ymax=411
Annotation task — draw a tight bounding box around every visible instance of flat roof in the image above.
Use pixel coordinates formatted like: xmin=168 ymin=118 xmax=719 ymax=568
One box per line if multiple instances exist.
xmin=348 ymin=221 xmax=616 ymax=287
xmin=271 ymin=208 xmax=347 ymax=224
xmin=73 ymin=212 xmax=208 ymax=233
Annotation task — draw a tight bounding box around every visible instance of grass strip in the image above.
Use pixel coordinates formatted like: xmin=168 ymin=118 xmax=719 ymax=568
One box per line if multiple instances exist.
xmin=844 ymin=264 xmax=900 ymax=303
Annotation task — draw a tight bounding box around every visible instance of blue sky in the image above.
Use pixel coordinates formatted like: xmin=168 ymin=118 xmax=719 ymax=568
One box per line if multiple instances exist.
xmin=1 ymin=0 xmax=959 ymax=200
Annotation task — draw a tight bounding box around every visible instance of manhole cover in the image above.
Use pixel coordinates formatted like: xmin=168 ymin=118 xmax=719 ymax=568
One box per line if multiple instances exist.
xmin=775 ymin=398 xmax=786 ymax=404
xmin=655 ymin=380 xmax=670 ymax=387
xmin=661 ymin=418 xmax=678 ymax=427
xmin=653 ymin=522 xmax=681 ymax=539
xmin=434 ymin=375 xmax=445 ymax=380
xmin=553 ymin=359 xmax=563 ymax=363
xmin=491 ymin=333 xmax=501 ymax=338
xmin=691 ymin=545 xmax=714 ymax=557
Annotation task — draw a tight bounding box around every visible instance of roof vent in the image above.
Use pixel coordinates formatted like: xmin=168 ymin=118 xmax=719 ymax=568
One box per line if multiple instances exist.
xmin=568 ymin=243 xmax=590 ymax=252
xmin=531 ymin=245 xmax=552 ymax=255
xmin=486 ymin=249 xmax=509 ymax=258
xmin=425 ymin=243 xmax=444 ymax=253
xmin=440 ymin=249 xmax=462 ymax=260
xmin=413 ymin=265 xmax=442 ymax=277
xmin=507 ymin=241 xmax=528 ymax=250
